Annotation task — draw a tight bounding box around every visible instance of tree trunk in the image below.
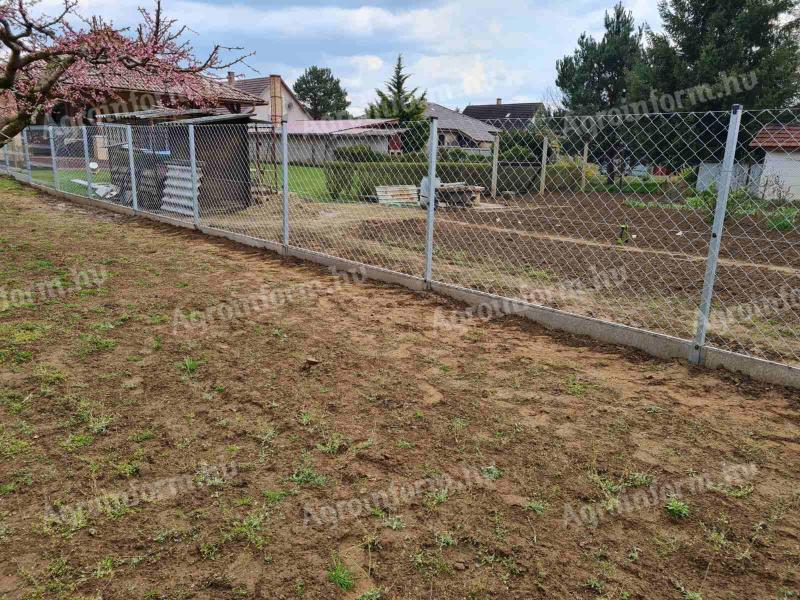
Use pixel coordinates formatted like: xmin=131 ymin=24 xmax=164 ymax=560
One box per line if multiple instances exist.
xmin=0 ymin=114 xmax=32 ymax=147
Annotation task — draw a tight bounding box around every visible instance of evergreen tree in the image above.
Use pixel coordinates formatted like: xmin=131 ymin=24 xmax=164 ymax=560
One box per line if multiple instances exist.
xmin=365 ymin=55 xmax=427 ymax=122
xmin=556 ymin=3 xmax=644 ymax=113
xmin=627 ymin=0 xmax=800 ymax=111
xmin=293 ymin=66 xmax=350 ymax=120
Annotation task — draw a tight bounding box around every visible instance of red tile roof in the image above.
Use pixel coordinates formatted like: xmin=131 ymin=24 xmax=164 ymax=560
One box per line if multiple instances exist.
xmin=750 ymin=125 xmax=800 ymax=150
xmin=69 ymin=65 xmax=264 ymax=106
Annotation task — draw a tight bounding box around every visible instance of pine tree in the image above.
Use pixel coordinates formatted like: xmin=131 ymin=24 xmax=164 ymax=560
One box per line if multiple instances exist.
xmin=293 ymin=67 xmax=350 ymax=120
xmin=627 ymin=0 xmax=800 ymax=110
xmin=365 ymin=55 xmax=427 ymax=122
xmin=556 ymin=3 xmax=644 ymax=113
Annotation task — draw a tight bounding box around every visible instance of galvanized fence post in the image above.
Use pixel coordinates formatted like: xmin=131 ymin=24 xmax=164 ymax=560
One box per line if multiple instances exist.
xmin=423 ymin=116 xmax=440 ymax=285
xmin=126 ymin=125 xmax=138 ymax=211
xmin=81 ymin=125 xmax=93 ymax=198
xmin=22 ymin=129 xmax=32 ymax=183
xmin=48 ymin=126 xmax=60 ymax=191
xmin=491 ymin=132 xmax=499 ymax=198
xmin=3 ymin=142 xmax=9 ymax=171
xmin=690 ymin=104 xmax=743 ymax=365
xmin=539 ymin=136 xmax=549 ymax=195
xmin=188 ymin=124 xmax=199 ymax=227
xmin=281 ymin=119 xmax=290 ymax=251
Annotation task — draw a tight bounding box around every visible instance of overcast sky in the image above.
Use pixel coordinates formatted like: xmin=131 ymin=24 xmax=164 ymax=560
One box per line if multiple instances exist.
xmin=62 ymin=0 xmax=664 ymax=114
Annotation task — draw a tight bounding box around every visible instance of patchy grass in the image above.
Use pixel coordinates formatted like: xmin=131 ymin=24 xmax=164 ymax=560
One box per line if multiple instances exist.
xmin=0 ymin=178 xmax=797 ymax=599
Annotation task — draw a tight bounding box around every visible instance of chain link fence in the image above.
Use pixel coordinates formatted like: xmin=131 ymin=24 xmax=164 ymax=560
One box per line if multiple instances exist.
xmin=2 ymin=107 xmax=799 ymax=379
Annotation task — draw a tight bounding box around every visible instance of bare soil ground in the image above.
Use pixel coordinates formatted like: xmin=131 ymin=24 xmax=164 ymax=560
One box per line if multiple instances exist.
xmin=205 ymin=191 xmax=800 ymax=364
xmin=1 ymin=178 xmax=799 ymax=600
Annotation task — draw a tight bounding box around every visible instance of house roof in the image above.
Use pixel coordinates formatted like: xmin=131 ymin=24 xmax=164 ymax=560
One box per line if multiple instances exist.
xmin=283 ymin=119 xmax=398 ymax=135
xmin=231 ymin=75 xmax=310 ymax=117
xmin=463 ymin=102 xmax=544 ymax=123
xmin=424 ymin=102 xmax=498 ymax=143
xmin=70 ymin=67 xmax=264 ymax=106
xmin=750 ymin=125 xmax=800 ymax=150
xmin=96 ymin=107 xmax=254 ymax=125
xmin=231 ymin=76 xmax=272 ymax=97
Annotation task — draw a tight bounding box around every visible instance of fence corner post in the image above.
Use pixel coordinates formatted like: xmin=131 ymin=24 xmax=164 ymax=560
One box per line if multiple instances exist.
xmin=689 ymin=104 xmax=743 ymax=365
xmin=22 ymin=129 xmax=32 ymax=183
xmin=188 ymin=124 xmax=199 ymax=227
xmin=424 ymin=116 xmax=440 ymax=286
xmin=491 ymin=132 xmax=499 ymax=198
xmin=81 ymin=125 xmax=93 ymax=198
xmin=48 ymin=126 xmax=60 ymax=191
xmin=125 ymin=125 xmax=138 ymax=212
xmin=539 ymin=136 xmax=549 ymax=195
xmin=280 ymin=119 xmax=289 ymax=253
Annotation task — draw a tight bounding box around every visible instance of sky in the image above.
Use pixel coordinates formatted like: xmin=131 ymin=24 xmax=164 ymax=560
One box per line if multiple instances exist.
xmin=53 ymin=0 xmax=664 ymax=114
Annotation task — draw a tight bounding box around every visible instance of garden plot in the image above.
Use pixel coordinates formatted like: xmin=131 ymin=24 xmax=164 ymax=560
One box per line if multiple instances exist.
xmin=208 ymin=186 xmax=800 ymax=365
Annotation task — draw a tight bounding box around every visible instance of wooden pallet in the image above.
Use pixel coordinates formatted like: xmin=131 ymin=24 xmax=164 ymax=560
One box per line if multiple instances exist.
xmin=375 ymin=185 xmax=419 ymax=206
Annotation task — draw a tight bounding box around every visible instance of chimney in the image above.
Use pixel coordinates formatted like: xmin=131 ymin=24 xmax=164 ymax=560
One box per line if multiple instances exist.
xmin=227 ymin=71 xmax=236 ymax=86
xmin=496 ymin=98 xmax=502 ymax=105
xmin=270 ymin=74 xmax=283 ymax=124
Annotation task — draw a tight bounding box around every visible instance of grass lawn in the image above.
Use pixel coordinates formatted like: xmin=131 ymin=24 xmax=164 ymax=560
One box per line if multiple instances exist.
xmin=255 ymin=164 xmax=330 ymax=202
xmin=30 ymin=167 xmax=112 ymax=197
xmin=0 ymin=176 xmax=798 ymax=599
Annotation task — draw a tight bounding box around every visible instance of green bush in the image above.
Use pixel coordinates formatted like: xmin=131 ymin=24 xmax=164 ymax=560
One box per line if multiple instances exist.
xmin=545 ymin=158 xmax=601 ymax=192
xmin=727 ymin=188 xmax=768 ymax=217
xmin=332 ymin=145 xmax=385 ymax=163
xmin=439 ymin=147 xmax=491 ymax=162
xmin=767 ymin=207 xmax=797 ymax=231
xmin=401 ymin=121 xmax=430 ymax=153
xmin=596 ymin=178 xmax=664 ymax=195
xmin=500 ymin=143 xmax=537 ymax=162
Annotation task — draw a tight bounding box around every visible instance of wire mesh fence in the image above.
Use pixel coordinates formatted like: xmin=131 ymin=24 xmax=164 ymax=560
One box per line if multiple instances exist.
xmin=2 ymin=107 xmax=799 ymax=374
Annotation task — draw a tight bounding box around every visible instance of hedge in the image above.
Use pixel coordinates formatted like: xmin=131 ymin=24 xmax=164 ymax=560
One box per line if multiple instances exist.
xmin=322 ymin=161 xmax=541 ymax=201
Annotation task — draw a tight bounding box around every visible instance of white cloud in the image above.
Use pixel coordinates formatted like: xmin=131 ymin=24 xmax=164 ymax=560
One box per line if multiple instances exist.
xmin=35 ymin=0 xmax=666 ymax=114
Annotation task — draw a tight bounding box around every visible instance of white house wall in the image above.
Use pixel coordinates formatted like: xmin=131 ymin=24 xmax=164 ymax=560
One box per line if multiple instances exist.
xmin=250 ymin=133 xmax=391 ymax=164
xmin=760 ymin=151 xmax=800 ymax=201
xmin=697 ymin=162 xmax=763 ymax=194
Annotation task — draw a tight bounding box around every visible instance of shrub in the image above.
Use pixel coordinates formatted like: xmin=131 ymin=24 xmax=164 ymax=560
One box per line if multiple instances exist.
xmin=500 ymin=143 xmax=537 ymax=162
xmin=401 ymin=120 xmax=430 ymax=153
xmin=767 ymin=207 xmax=797 ymax=231
xmin=727 ymin=188 xmax=766 ymax=217
xmin=439 ymin=147 xmax=490 ymax=162
xmin=598 ymin=178 xmax=663 ymax=195
xmin=332 ymin=145 xmax=385 ymax=163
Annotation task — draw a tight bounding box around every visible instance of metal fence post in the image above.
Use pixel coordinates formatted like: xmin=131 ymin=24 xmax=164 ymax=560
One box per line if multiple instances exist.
xmin=491 ymin=133 xmax=499 ymax=198
xmin=48 ymin=126 xmax=59 ymax=190
xmin=581 ymin=140 xmax=590 ymax=192
xmin=539 ymin=136 xmax=549 ymax=195
xmin=281 ymin=119 xmax=289 ymax=251
xmin=81 ymin=126 xmax=93 ymax=198
xmin=690 ymin=104 xmax=743 ymax=365
xmin=188 ymin=125 xmax=199 ymax=226
xmin=125 ymin=125 xmax=138 ymax=211
xmin=3 ymin=142 xmax=9 ymax=171
xmin=22 ymin=129 xmax=32 ymax=183
xmin=423 ymin=117 xmax=440 ymax=285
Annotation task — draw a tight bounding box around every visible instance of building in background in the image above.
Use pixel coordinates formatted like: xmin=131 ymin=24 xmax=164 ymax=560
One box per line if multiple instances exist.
xmin=463 ymin=99 xmax=544 ymax=130
xmin=229 ymin=74 xmax=312 ymax=123
xmin=424 ymin=103 xmax=498 ymax=153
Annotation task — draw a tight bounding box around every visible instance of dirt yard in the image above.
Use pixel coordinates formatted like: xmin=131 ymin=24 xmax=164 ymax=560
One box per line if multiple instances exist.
xmin=1 ymin=177 xmax=799 ymax=600
xmin=206 ymin=191 xmax=800 ymax=364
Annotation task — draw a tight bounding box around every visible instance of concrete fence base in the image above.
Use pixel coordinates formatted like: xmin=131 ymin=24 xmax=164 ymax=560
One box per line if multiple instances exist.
xmin=18 ymin=178 xmax=800 ymax=390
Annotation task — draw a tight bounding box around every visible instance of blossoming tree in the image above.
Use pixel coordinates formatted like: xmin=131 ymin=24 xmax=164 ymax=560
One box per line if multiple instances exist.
xmin=0 ymin=0 xmax=248 ymax=143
